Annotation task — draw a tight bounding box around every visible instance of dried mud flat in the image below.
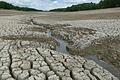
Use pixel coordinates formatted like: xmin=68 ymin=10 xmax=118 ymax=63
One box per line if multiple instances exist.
xmin=0 ymin=8 xmax=120 ymax=80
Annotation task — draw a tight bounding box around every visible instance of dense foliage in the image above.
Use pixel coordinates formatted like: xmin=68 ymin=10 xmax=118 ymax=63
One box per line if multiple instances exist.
xmin=0 ymin=0 xmax=120 ymax=12
xmin=99 ymin=0 xmax=120 ymax=8
xmin=50 ymin=0 xmax=120 ymax=12
xmin=0 ymin=1 xmax=42 ymax=11
xmin=51 ymin=3 xmax=99 ymax=12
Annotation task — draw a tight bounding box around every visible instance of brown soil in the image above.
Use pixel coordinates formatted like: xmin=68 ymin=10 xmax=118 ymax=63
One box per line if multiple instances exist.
xmin=0 ymin=7 xmax=120 ymax=20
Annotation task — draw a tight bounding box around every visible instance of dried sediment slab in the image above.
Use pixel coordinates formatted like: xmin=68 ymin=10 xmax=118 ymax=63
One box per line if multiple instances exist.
xmin=0 ymin=15 xmax=59 ymax=50
xmin=0 ymin=40 xmax=119 ymax=80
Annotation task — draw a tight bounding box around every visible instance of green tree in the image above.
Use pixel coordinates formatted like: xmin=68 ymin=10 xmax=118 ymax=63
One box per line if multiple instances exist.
xmin=0 ymin=1 xmax=42 ymax=11
xmin=99 ymin=0 xmax=120 ymax=8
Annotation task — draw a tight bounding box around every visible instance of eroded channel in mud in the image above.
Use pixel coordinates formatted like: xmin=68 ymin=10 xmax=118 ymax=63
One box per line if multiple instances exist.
xmin=46 ymin=29 xmax=120 ymax=79
xmin=53 ymin=33 xmax=120 ymax=79
xmin=56 ymin=39 xmax=120 ymax=79
xmin=29 ymin=19 xmax=120 ymax=79
xmin=47 ymin=31 xmax=69 ymax=54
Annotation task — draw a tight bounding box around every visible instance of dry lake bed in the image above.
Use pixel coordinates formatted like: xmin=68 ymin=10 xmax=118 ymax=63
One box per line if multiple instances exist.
xmin=0 ymin=8 xmax=120 ymax=80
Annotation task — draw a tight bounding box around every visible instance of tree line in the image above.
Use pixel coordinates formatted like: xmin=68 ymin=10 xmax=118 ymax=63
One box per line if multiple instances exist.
xmin=50 ymin=0 xmax=120 ymax=12
xmin=0 ymin=1 xmax=42 ymax=11
xmin=0 ymin=0 xmax=120 ymax=12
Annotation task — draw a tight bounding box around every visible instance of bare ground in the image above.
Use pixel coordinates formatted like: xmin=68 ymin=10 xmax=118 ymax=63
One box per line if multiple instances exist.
xmin=0 ymin=7 xmax=120 ymax=20
xmin=0 ymin=8 xmax=120 ymax=79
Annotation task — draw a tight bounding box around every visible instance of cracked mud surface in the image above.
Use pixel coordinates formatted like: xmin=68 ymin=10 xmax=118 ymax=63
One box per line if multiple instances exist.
xmin=0 ymin=41 xmax=119 ymax=80
xmin=32 ymin=17 xmax=120 ymax=72
xmin=0 ymin=14 xmax=119 ymax=80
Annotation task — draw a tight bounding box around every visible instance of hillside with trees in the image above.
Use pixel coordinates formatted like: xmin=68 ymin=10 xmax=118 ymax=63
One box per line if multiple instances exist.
xmin=0 ymin=0 xmax=120 ymax=12
xmin=99 ymin=0 xmax=120 ymax=8
xmin=50 ymin=0 xmax=120 ymax=12
xmin=0 ymin=1 xmax=42 ymax=11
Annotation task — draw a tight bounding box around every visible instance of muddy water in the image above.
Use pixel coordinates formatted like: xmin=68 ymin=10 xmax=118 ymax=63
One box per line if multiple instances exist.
xmin=47 ymin=30 xmax=69 ymax=54
xmin=47 ymin=30 xmax=120 ymax=79
xmin=55 ymin=39 xmax=69 ymax=54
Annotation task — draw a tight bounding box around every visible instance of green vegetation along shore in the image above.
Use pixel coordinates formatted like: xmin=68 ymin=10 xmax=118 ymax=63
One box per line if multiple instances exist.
xmin=50 ymin=0 xmax=120 ymax=11
xmin=0 ymin=1 xmax=42 ymax=11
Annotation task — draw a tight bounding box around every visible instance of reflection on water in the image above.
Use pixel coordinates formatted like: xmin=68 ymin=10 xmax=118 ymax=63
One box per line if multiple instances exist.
xmin=85 ymin=55 xmax=120 ymax=79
